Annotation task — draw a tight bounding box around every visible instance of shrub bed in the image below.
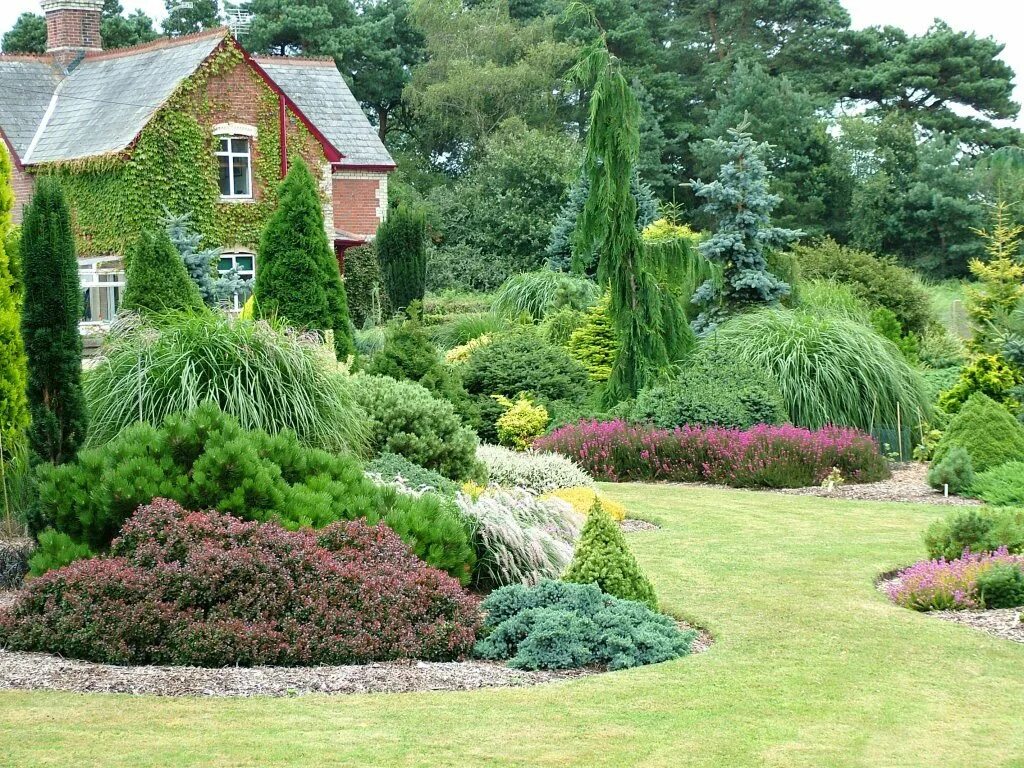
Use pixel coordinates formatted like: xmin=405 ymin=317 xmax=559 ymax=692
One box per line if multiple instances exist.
xmin=0 ymin=499 xmax=480 ymax=666
xmin=474 ymin=580 xmax=693 ymax=671
xmin=885 ymin=548 xmax=1024 ymax=611
xmin=923 ymin=507 xmax=1024 ymax=561
xmin=534 ymin=420 xmax=889 ymax=488
xmin=477 ymin=444 xmax=594 ymax=493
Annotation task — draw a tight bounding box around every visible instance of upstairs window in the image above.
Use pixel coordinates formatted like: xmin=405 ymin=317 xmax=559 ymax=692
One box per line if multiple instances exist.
xmin=217 ymin=137 xmax=252 ymax=199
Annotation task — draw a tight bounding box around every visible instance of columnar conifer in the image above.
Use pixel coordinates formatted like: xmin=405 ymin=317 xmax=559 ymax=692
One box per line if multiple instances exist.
xmin=376 ymin=204 xmax=427 ymax=313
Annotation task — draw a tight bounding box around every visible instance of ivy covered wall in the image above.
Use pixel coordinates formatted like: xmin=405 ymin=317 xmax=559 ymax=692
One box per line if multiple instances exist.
xmin=39 ymin=41 xmax=327 ymax=256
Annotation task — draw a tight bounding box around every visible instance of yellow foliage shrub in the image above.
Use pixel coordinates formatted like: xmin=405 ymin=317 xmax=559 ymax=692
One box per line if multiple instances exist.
xmin=494 ymin=394 xmax=550 ymax=450
xmin=445 ymin=334 xmax=492 ymax=365
xmin=543 ymin=487 xmax=627 ymax=521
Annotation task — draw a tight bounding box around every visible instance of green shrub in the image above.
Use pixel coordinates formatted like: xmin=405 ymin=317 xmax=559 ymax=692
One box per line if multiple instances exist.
xmin=378 ymin=205 xmax=427 ymax=312
xmin=474 ymin=580 xmax=692 ymax=671
xmin=563 ymin=500 xmax=658 ymax=609
xmin=711 ymin=309 xmax=930 ymax=432
xmin=351 ymin=375 xmax=482 ymax=482
xmin=916 ymin=326 xmax=966 ymax=371
xmin=30 ymin=404 xmax=474 ymax=582
xmin=938 ymin=354 xmax=1023 ymax=414
xmin=494 ymin=394 xmax=549 ymax=451
xmin=792 ymin=238 xmax=933 ymax=334
xmin=632 ymin=345 xmax=787 ymax=429
xmin=429 ymin=312 xmax=507 ymax=350
xmin=27 ymin=529 xmax=93 ymax=577
xmin=84 ymin=313 xmax=366 ymax=454
xmin=491 ymin=270 xmax=600 ymax=321
xmin=343 ymin=244 xmax=389 ymax=328
xmin=541 ymin=306 xmax=587 ymax=346
xmin=365 ymin=452 xmax=459 ymax=497
xmin=464 ymin=328 xmax=591 ymax=405
xmin=121 ymin=229 xmax=205 ymax=316
xmin=970 ymin=463 xmax=1024 ymax=507
xmin=566 ymin=294 xmax=618 ymax=382
xmin=932 ymin=393 xmax=1024 ymax=473
xmin=923 ymin=507 xmax=1024 ymax=560
xmin=921 ymin=367 xmax=963 ymax=405
xmin=975 ymin=563 xmax=1024 ymax=608
xmin=927 ymin=447 xmax=974 ymax=495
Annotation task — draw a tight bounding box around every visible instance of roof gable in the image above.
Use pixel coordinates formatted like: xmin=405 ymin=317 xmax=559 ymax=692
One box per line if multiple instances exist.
xmin=0 ymin=58 xmax=62 ymax=157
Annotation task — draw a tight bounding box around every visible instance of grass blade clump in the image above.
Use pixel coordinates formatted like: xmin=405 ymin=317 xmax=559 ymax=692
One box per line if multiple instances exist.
xmin=491 ymin=269 xmax=601 ymax=321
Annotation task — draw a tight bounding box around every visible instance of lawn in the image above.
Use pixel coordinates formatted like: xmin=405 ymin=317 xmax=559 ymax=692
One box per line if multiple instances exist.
xmin=2 ymin=485 xmax=1023 ymax=767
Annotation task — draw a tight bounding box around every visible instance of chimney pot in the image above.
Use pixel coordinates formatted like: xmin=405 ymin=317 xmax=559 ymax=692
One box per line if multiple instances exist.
xmin=41 ymin=0 xmax=104 ymax=68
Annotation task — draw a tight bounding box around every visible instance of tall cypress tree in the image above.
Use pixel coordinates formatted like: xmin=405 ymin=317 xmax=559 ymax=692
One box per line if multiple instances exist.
xmin=570 ymin=18 xmax=690 ymax=404
xmin=0 ymin=145 xmax=29 ymax=459
xmin=20 ymin=178 xmax=87 ymax=464
xmin=121 ymin=228 xmax=205 ymax=316
xmin=254 ymin=159 xmax=354 ymax=358
xmin=376 ymin=204 xmax=427 ymax=313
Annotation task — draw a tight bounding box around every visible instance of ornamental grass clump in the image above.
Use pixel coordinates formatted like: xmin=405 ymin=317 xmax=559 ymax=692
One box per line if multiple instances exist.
xmin=0 ymin=499 xmax=481 ymax=666
xmin=563 ymin=500 xmax=657 ymax=609
xmin=534 ymin=420 xmax=888 ymax=488
xmin=84 ymin=312 xmax=366 ymax=454
xmin=474 ymin=580 xmax=693 ymax=671
xmin=886 ymin=548 xmax=1024 ymax=611
xmin=454 ymin=487 xmax=581 ymax=590
xmin=477 ymin=444 xmax=594 ymax=493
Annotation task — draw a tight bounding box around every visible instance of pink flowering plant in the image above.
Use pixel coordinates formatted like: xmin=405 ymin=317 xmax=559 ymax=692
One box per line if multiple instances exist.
xmin=885 ymin=548 xmax=1024 ymax=611
xmin=533 ymin=420 xmax=888 ymax=488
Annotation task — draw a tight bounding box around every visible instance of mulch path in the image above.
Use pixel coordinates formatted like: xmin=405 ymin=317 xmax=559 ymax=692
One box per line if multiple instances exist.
xmin=775 ymin=463 xmax=981 ymax=506
xmin=0 ymin=589 xmax=710 ymax=697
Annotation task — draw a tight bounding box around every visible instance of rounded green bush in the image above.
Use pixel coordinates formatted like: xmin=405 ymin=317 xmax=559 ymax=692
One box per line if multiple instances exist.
xmin=976 ymin=563 xmax=1024 ymax=608
xmin=712 ymin=309 xmax=930 ymax=432
xmin=84 ymin=313 xmax=366 ymax=454
xmin=464 ymin=328 xmax=591 ymax=404
xmin=926 ymin=446 xmax=974 ymax=495
xmin=932 ymin=393 xmax=1024 ymax=473
xmin=632 ymin=345 xmax=788 ymax=429
xmin=351 ymin=374 xmax=482 ymax=482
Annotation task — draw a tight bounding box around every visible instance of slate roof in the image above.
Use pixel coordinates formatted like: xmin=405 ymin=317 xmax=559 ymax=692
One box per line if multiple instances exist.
xmin=0 ymin=31 xmax=393 ymax=170
xmin=255 ymin=58 xmax=394 ymax=168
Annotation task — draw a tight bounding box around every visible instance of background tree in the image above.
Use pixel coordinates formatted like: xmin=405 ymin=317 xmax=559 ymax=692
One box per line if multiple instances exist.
xmin=121 ymin=229 xmax=206 ymax=316
xmin=20 ymin=179 xmax=87 ymax=465
xmin=244 ymin=0 xmax=354 ymax=55
xmin=377 ymin=204 xmax=426 ymax=313
xmin=163 ymin=0 xmax=220 ymax=37
xmin=1 ymin=13 xmax=46 ymax=54
xmin=690 ymin=126 xmax=801 ymax=332
xmin=571 ymin=19 xmax=690 ymax=403
xmin=0 ymin=145 xmax=29 ymax=459
xmin=254 ymin=160 xmax=354 ymax=358
xmin=102 ymin=0 xmax=158 ymax=49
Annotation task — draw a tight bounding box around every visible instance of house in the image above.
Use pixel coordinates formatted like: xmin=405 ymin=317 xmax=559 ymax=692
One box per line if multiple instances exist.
xmin=0 ymin=0 xmax=394 ymax=323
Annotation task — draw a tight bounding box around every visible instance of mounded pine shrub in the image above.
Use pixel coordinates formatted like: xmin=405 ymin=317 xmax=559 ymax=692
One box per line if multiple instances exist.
xmin=969 ymin=463 xmax=1024 ymax=507
xmin=931 ymin=393 xmax=1024 ymax=472
xmin=31 ymin=404 xmax=475 ymax=582
xmin=121 ymin=229 xmax=205 ymax=315
xmin=535 ymin=420 xmax=889 ymax=488
xmin=474 ymin=580 xmax=692 ymax=671
xmin=20 ymin=177 xmax=87 ymax=464
xmin=0 ymin=499 xmax=480 ymax=666
xmin=377 ymin=205 xmax=427 ymax=312
xmin=563 ymin=500 xmax=657 ymax=609
xmin=83 ymin=313 xmax=366 ymax=454
xmin=254 ymin=160 xmax=354 ymax=358
xmin=923 ymin=507 xmax=1024 ymax=561
xmin=926 ymin=447 xmax=974 ymax=495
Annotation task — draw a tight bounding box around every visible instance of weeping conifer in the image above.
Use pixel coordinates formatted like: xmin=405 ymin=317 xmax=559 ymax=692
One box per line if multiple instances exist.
xmin=570 ymin=21 xmax=691 ymax=403
xmin=20 ymin=178 xmax=87 ymax=464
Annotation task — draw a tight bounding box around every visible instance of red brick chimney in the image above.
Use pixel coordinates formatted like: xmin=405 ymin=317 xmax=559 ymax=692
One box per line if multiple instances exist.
xmin=41 ymin=0 xmax=103 ymax=68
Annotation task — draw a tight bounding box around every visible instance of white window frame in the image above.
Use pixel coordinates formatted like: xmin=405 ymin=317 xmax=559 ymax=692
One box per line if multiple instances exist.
xmin=79 ymin=256 xmax=125 ymax=327
xmin=218 ymin=250 xmax=256 ymax=312
xmin=216 ymin=135 xmax=253 ymax=200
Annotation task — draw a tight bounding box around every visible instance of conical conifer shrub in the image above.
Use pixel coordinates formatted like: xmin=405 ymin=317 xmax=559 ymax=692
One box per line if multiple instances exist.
xmin=121 ymin=229 xmax=205 ymax=315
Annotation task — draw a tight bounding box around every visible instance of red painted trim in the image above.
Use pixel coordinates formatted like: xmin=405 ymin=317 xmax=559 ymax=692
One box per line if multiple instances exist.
xmin=231 ymin=38 xmax=344 ymax=164
xmin=278 ymin=94 xmax=288 ymax=179
xmin=0 ymin=129 xmax=25 ymax=172
xmin=331 ymin=163 xmax=397 ymax=174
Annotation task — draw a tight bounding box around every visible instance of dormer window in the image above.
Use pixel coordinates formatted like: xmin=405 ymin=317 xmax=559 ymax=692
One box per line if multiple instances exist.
xmin=213 ymin=124 xmax=257 ymax=201
xmin=217 ymin=137 xmax=252 ymax=199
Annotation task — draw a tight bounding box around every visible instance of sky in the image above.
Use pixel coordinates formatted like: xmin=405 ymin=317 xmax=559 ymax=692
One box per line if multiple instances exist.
xmin=1 ymin=0 xmax=1022 ymax=125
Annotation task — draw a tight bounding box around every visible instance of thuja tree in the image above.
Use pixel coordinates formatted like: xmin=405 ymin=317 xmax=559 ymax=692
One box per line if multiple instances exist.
xmin=0 ymin=145 xmax=28 ymax=457
xmin=164 ymin=210 xmax=247 ymax=307
xmin=121 ymin=229 xmax=205 ymax=316
xmin=546 ymin=170 xmax=658 ymax=272
xmin=254 ymin=160 xmax=354 ymax=359
xmin=690 ymin=126 xmax=802 ymax=333
xmin=20 ymin=178 xmax=87 ymax=464
xmin=377 ymin=204 xmax=427 ymax=313
xmin=571 ymin=25 xmax=690 ymax=404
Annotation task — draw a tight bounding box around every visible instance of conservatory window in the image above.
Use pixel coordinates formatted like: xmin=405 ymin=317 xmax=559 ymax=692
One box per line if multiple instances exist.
xmin=79 ymin=256 xmax=125 ymax=325
xmin=217 ymin=136 xmax=252 ymax=199
xmin=219 ymin=251 xmax=255 ymax=312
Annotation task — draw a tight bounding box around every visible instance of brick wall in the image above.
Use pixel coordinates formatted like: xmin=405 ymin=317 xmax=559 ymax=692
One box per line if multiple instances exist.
xmin=44 ymin=4 xmax=103 ymax=68
xmin=9 ymin=160 xmax=35 ymax=225
xmin=332 ymin=171 xmax=388 ymax=238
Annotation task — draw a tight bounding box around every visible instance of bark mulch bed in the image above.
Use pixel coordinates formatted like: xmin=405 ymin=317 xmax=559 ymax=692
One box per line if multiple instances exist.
xmin=775 ymin=463 xmax=981 ymax=506
xmin=0 ymin=590 xmax=710 ymax=698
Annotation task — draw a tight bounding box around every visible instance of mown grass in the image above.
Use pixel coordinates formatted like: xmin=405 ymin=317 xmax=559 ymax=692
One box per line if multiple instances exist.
xmin=2 ymin=485 xmax=1023 ymax=767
